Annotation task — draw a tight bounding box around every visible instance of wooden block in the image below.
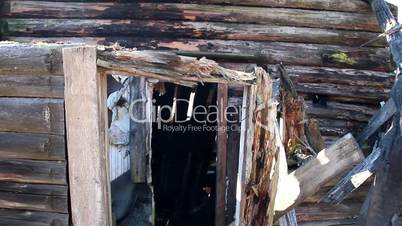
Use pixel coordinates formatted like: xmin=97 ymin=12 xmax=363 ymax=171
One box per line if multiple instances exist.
xmin=274 ymin=133 xmax=364 ymax=218
xmin=0 ymin=132 xmax=65 ymax=161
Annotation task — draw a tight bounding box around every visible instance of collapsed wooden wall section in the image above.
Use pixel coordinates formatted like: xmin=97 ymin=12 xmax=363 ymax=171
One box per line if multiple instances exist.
xmin=0 ymin=0 xmax=398 ymax=225
xmin=0 ymin=43 xmax=69 ymax=225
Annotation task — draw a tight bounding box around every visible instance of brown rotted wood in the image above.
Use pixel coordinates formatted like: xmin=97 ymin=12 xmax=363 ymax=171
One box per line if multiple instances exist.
xmin=242 ymin=68 xmax=277 ymax=226
xmin=0 ymin=98 xmax=64 ymax=135
xmin=0 ymin=43 xmax=64 ymax=76
xmin=216 ymin=83 xmax=228 ymax=226
xmin=97 ymin=48 xmax=256 ymax=86
xmin=95 ymin=38 xmax=392 ymax=72
xmin=283 ymin=92 xmax=308 ymax=156
xmin=2 ymin=1 xmax=381 ymax=32
xmin=2 ymin=18 xmax=385 ymax=47
xmin=0 ymin=75 xmax=64 ymax=98
xmin=0 ymin=159 xmax=66 ymax=185
xmin=0 ymin=132 xmax=65 ymax=161
xmin=0 ymin=209 xmax=69 ymax=226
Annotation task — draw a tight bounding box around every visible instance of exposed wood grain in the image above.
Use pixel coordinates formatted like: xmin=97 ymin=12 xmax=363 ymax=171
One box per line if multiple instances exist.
xmin=0 ymin=43 xmax=64 ymax=76
xmin=63 ymin=46 xmax=111 ymax=226
xmin=216 ymin=83 xmax=228 ymax=226
xmin=2 ymin=18 xmax=385 ymax=47
xmin=274 ymin=133 xmax=364 ymax=219
xmin=0 ymin=209 xmax=69 ymax=226
xmin=1 ymin=1 xmax=381 ymax=32
xmin=242 ymin=68 xmax=277 ymax=226
xmin=97 ymin=48 xmax=256 ymax=86
xmin=0 ymin=132 xmax=65 ymax=161
xmin=305 ymin=119 xmax=325 ymax=154
xmin=0 ymin=160 xmax=66 ymax=185
xmin=0 ymin=75 xmax=64 ymax=98
xmin=0 ymin=98 xmax=65 ymax=135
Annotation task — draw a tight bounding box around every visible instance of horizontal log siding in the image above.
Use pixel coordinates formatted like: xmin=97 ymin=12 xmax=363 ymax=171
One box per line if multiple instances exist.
xmin=1 ymin=0 xmax=397 ymax=225
xmin=0 ymin=43 xmax=69 ymax=225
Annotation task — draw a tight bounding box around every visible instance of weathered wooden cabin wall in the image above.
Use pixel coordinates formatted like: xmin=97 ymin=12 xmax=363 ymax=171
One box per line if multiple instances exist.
xmin=0 ymin=43 xmax=69 ymax=226
xmin=0 ymin=0 xmax=398 ymax=225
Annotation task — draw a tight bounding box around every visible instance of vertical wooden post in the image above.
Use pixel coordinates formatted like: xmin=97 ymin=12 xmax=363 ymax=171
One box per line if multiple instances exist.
xmin=130 ymin=77 xmax=151 ymax=183
xmin=216 ymin=83 xmax=228 ymax=226
xmin=63 ymin=46 xmax=112 ymax=226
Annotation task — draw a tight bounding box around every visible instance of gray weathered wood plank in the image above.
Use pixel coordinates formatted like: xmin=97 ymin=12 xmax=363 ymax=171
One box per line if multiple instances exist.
xmin=0 ymin=132 xmax=65 ymax=160
xmin=0 ymin=98 xmax=65 ymax=135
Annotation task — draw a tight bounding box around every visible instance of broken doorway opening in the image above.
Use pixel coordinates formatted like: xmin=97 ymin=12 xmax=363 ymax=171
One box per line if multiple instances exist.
xmin=152 ymin=83 xmax=218 ymax=226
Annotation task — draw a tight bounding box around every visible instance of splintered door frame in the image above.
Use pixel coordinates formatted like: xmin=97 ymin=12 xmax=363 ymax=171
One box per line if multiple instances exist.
xmin=62 ymin=45 xmax=262 ymax=226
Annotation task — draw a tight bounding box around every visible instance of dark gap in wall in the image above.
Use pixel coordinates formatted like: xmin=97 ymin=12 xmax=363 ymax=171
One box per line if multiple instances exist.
xmin=152 ymin=83 xmax=217 ymax=226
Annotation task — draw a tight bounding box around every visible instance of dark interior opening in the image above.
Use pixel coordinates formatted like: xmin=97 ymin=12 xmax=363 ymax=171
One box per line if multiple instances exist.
xmin=152 ymin=83 xmax=218 ymax=226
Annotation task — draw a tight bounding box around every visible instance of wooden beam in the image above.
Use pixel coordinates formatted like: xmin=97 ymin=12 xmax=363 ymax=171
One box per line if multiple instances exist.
xmin=0 ymin=132 xmax=65 ymax=161
xmin=130 ymin=77 xmax=153 ymax=183
xmin=216 ymin=83 xmax=228 ymax=226
xmin=0 ymin=75 xmax=64 ymax=98
xmin=0 ymin=0 xmax=376 ymax=16
xmin=63 ymin=46 xmax=111 ymax=226
xmin=0 ymin=43 xmax=64 ymax=76
xmin=95 ymin=38 xmax=392 ymax=72
xmin=0 ymin=98 xmax=64 ymax=135
xmin=97 ymin=48 xmax=256 ymax=86
xmin=1 ymin=1 xmax=381 ymax=32
xmin=274 ymin=133 xmax=364 ymax=219
xmin=242 ymin=68 xmax=277 ymax=226
xmin=2 ymin=18 xmax=385 ymax=47
xmin=0 ymin=209 xmax=69 ymax=226
xmin=0 ymin=159 xmax=66 ymax=185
